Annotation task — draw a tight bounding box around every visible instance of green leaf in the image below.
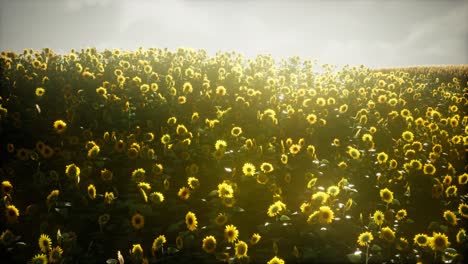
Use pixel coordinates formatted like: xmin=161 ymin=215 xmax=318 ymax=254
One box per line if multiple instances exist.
xmin=392 ymin=199 xmax=400 ymax=206
xmin=279 ymin=215 xmax=291 ymax=221
xmin=232 ymin=206 xmax=245 ymax=213
xmin=346 ymin=253 xmax=362 ymax=263
xmin=370 ymin=244 xmax=382 ymax=252
xmin=166 ymin=247 xmax=180 ymax=254
xmin=106 ymin=259 xmax=118 ymax=264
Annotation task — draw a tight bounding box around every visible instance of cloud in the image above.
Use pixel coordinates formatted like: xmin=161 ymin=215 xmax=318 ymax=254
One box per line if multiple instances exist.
xmin=64 ymin=0 xmax=113 ymax=12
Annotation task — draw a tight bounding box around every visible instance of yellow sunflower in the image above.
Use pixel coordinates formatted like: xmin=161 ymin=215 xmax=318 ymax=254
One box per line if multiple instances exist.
xmin=5 ymin=205 xmax=19 ymax=224
xmin=224 ymin=224 xmax=239 ymax=243
xmin=267 ymin=201 xmax=286 ymax=217
xmin=48 ymin=246 xmax=63 ymax=263
xmin=373 ymin=210 xmax=384 ymax=226
xmin=131 ymin=213 xmax=144 ymax=230
xmin=250 ymin=233 xmax=261 ymax=245
xmin=39 ymin=234 xmax=52 ymax=253
xmin=430 ymin=232 xmax=449 ymax=251
xmin=152 ymin=235 xmax=166 ymax=252
xmin=380 ymin=188 xmax=394 ymax=204
xmin=260 ymin=162 xmax=274 ymax=173
xmin=414 ymin=233 xmax=430 ymax=247
xmin=185 ymin=211 xmax=198 ymax=231
xmin=215 ymin=213 xmax=228 ymax=226
xmin=267 ymin=256 xmax=285 ymax=264
xmin=443 ymin=210 xmax=458 ymax=226
xmin=242 ymin=163 xmax=256 ymax=176
xmin=234 ymin=240 xmax=248 ymax=258
xmin=53 ymin=120 xmax=67 ymax=134
xmin=380 ymin=227 xmax=395 ymax=243
xmin=202 ymin=235 xmax=217 ymax=254
xmin=318 ymin=206 xmax=334 ymax=224
xmin=357 ymin=231 xmax=374 ymax=247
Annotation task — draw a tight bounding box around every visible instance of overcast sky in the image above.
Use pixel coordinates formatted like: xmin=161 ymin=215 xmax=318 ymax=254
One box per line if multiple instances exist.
xmin=1 ymin=0 xmax=467 ymax=68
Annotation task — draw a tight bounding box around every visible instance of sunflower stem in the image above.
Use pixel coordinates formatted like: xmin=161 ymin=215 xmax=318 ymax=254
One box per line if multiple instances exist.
xmin=365 ymin=244 xmax=369 ymax=264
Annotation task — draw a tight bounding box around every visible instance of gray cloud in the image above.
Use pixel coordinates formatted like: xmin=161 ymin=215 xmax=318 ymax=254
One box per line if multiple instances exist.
xmin=0 ymin=0 xmax=466 ymax=67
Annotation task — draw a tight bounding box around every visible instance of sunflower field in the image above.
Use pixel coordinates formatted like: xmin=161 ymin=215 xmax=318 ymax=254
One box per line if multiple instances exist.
xmin=0 ymin=47 xmax=467 ymax=264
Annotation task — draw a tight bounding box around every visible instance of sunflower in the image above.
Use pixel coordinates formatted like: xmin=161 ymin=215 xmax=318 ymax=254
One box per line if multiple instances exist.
xmin=413 ymin=233 xmax=429 ymax=247
xmin=326 ymin=185 xmax=340 ymax=197
xmin=131 ymin=213 xmax=144 ymax=230
xmin=347 ymin=146 xmax=360 ymax=159
xmin=86 ymin=145 xmax=100 ymax=159
xmin=98 ymin=214 xmax=110 ymax=226
xmin=380 ymin=227 xmax=395 ymax=243
xmin=114 ymin=139 xmax=126 ymax=153
xmin=1 ymin=180 xmax=13 ymax=196
xmin=373 ymin=210 xmax=384 ymax=226
xmin=131 ymin=168 xmax=145 ymax=182
xmin=445 ymin=185 xmax=457 ymax=197
xmin=401 ymin=131 xmax=414 ymax=142
xmin=458 ymin=173 xmax=468 ymax=185
xmin=131 ymin=244 xmax=143 ymax=259
xmin=318 ymin=206 xmax=334 ymax=224
xmin=202 ymin=235 xmax=217 ymax=254
xmin=178 ymin=186 xmax=191 ymax=200
xmin=306 ymin=113 xmax=317 ymax=125
xmin=289 ymin=144 xmax=301 ymax=155
xmin=357 ymin=231 xmax=374 ymax=247
xmin=380 ymin=188 xmax=394 ymax=204
xmin=176 ymin=235 xmax=184 ymax=249
xmin=235 ymin=240 xmax=248 ymax=258
xmin=216 ymin=85 xmax=226 ymax=96
xmin=430 ymin=232 xmax=449 ymax=251
xmin=36 ymin=87 xmax=46 ymax=97
xmin=456 ymin=229 xmax=466 ymax=244
xmin=231 ymin=127 xmax=242 ymax=137
xmin=187 ymin=177 xmax=200 ymax=189
xmin=250 ymin=233 xmax=261 ymax=245
xmin=152 ymin=235 xmax=166 ymax=252
xmin=5 ymin=205 xmax=19 ymax=223
xmin=65 ymin=163 xmax=80 ymax=178
xmin=395 ymin=209 xmax=407 ymax=221
xmin=84 ymin=184 xmax=97 ymax=201
xmin=267 ymin=256 xmax=285 ymax=264
xmin=224 ymin=224 xmax=239 ymax=243
xmin=31 ymin=254 xmax=48 ymax=264
xmin=459 ymin=203 xmax=468 ymax=218
xmin=46 ymin=190 xmax=59 ymax=208
xmin=39 ymin=234 xmax=52 ymax=253
xmin=100 ymin=169 xmax=113 ymax=181
xmin=185 ymin=211 xmax=198 ymax=231
xmin=267 ymin=201 xmax=286 ymax=217
xmin=311 ymin=191 xmax=329 ymax=205
xmin=280 ymin=154 xmax=288 ymax=164
xmin=48 ymin=246 xmax=63 ymax=263
xmin=443 ymin=210 xmax=457 ymax=226
xmin=152 ymin=163 xmax=164 ymax=176
xmin=217 ymin=182 xmax=234 ymax=198
xmin=215 ymin=213 xmax=228 ymax=226
xmin=160 ymin=134 xmax=171 ymax=145
xmin=53 ymin=120 xmax=67 ymax=134
xmin=376 ymin=152 xmax=388 ymax=164
xmin=396 ymin=237 xmax=409 ymax=251
xmin=338 ymin=104 xmax=348 ymax=113
xmin=260 ymin=162 xmax=274 ymax=173
xmin=423 ymin=163 xmax=436 ymax=175
xmin=242 ymin=163 xmax=255 ymax=176
xmin=0 ymin=229 xmax=15 ymax=246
